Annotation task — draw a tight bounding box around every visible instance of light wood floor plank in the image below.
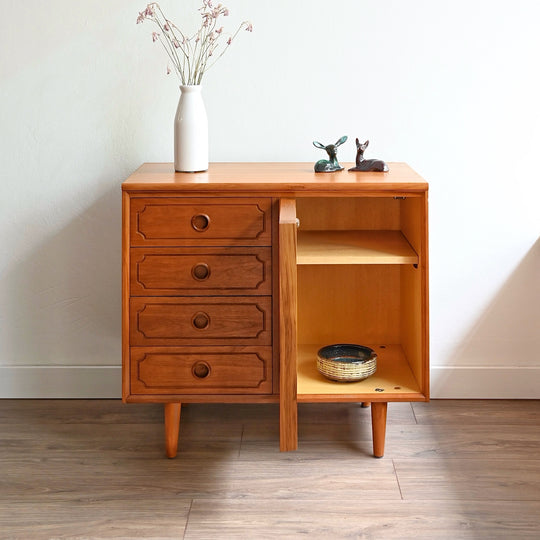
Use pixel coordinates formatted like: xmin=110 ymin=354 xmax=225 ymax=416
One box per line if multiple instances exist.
xmin=297 ymin=402 xmax=417 ymax=424
xmin=412 ymin=399 xmax=540 ymax=425
xmin=242 ymin=402 xmax=415 ymax=442
xmin=1 ymin=459 xmax=241 ymax=501
xmin=227 ymin=459 xmax=401 ymax=500
xmin=382 ymin=423 xmax=540 ymax=459
xmin=1 ymin=399 xmax=540 ymax=538
xmin=178 ymin=402 xmax=416 ymax=426
xmin=180 ymin=402 xmax=279 ymax=423
xmin=240 ymin=421 xmax=540 ymax=460
xmin=184 ymin=499 xmax=540 ymax=540
xmin=0 ymin=399 xmax=163 ymax=424
xmin=0 ymin=421 xmax=243 ymax=451
xmin=0 ymin=499 xmax=190 ymax=539
xmin=1 ymin=457 xmax=400 ymax=502
xmin=395 ymin=458 xmax=540 ymax=501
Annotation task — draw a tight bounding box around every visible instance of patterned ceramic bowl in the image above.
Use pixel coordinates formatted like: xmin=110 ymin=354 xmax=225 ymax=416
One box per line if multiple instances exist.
xmin=317 ymin=344 xmax=377 ymax=382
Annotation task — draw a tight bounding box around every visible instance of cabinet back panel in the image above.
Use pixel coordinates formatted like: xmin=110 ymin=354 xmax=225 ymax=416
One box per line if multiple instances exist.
xmin=401 ymin=197 xmax=425 ymax=257
xmin=296 ymin=198 xmax=400 ymax=231
xmin=297 ymin=265 xmax=400 ymax=345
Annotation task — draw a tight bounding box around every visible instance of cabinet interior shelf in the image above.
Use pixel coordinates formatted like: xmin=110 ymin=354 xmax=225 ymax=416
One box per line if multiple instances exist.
xmin=297 ymin=344 xmax=423 ymax=402
xmin=297 ymin=230 xmax=418 ymax=265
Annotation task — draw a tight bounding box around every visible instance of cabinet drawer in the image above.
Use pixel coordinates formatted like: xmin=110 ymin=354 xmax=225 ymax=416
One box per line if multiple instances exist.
xmin=130 ymin=198 xmax=272 ymax=246
xmin=130 ymin=347 xmax=272 ymax=395
xmin=130 ymin=297 xmax=272 ymax=346
xmin=131 ymin=247 xmax=271 ymax=296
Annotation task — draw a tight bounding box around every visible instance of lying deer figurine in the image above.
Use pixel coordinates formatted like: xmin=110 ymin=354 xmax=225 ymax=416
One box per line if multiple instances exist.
xmin=348 ymin=139 xmax=389 ymax=172
xmin=313 ymin=136 xmax=348 ymax=172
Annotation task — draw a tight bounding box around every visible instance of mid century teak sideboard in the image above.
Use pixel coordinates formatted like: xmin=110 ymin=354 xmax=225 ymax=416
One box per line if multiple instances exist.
xmin=122 ymin=162 xmax=429 ymax=458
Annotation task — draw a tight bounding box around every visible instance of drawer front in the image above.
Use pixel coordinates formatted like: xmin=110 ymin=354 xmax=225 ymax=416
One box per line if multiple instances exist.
xmin=130 ymin=347 xmax=272 ymax=395
xmin=130 ymin=297 xmax=272 ymax=346
xmin=131 ymin=247 xmax=271 ymax=296
xmin=130 ymin=198 xmax=272 ymax=246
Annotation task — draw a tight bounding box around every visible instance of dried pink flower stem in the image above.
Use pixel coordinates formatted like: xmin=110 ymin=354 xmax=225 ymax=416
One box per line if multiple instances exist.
xmin=137 ymin=1 xmax=252 ymax=85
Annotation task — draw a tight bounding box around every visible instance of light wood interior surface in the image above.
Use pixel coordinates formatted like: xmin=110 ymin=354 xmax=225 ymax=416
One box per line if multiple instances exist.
xmin=297 ymin=230 xmax=418 ymax=265
xmin=400 ymin=196 xmax=429 ymax=395
xmin=294 ymin=190 xmax=429 ymax=414
xmin=296 ymin=197 xmax=401 ymax=230
xmin=297 ymin=265 xmax=401 ymax=345
xmin=297 ymin=344 xmax=423 ymax=401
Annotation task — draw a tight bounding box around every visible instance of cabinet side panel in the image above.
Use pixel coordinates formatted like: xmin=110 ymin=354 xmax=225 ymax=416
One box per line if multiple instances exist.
xmin=400 ymin=195 xmax=429 ymax=398
xmin=400 ymin=265 xmax=423 ymax=390
xmin=122 ymin=191 xmax=131 ymax=401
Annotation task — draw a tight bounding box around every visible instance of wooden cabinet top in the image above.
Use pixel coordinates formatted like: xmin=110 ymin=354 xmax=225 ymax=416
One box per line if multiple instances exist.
xmin=123 ymin=162 xmax=428 ymax=194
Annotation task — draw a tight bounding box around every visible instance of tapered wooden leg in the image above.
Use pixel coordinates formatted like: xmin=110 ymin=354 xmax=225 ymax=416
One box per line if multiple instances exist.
xmin=371 ymin=402 xmax=388 ymax=458
xmin=164 ymin=403 xmax=181 ymax=458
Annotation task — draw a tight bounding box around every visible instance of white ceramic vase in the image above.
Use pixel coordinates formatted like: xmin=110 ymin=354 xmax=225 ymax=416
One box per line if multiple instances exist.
xmin=174 ymin=85 xmax=208 ymax=172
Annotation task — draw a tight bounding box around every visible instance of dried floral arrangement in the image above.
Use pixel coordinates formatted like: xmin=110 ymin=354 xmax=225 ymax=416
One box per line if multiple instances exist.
xmin=137 ymin=1 xmax=252 ymax=85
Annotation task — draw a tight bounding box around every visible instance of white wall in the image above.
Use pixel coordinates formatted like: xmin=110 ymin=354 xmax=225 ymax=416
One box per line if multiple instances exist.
xmin=1 ymin=0 xmax=539 ymax=398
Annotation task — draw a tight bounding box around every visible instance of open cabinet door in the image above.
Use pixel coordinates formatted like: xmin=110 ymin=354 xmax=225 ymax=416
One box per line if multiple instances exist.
xmin=279 ymin=199 xmax=298 ymax=451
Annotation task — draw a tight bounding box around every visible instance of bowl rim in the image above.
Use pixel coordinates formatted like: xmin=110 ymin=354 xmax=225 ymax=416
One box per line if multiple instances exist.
xmin=317 ymin=343 xmax=377 ymax=363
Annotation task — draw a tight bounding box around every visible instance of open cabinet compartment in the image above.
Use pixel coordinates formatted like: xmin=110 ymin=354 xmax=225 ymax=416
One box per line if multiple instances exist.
xmin=294 ymin=196 xmax=429 ymax=403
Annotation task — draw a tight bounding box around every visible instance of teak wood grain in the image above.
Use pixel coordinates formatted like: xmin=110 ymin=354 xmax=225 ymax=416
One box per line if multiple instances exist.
xmin=164 ymin=402 xmax=181 ymax=458
xmin=122 ymin=162 xmax=428 ymax=194
xmin=130 ymin=296 xmax=272 ymax=346
xmin=278 ymin=198 xmax=298 ymax=452
xmin=122 ymin=163 xmax=429 ymax=459
xmin=130 ymin=197 xmax=272 ymax=247
xmin=130 ymin=247 xmax=272 ymax=296
xmin=130 ymin=346 xmax=273 ymax=396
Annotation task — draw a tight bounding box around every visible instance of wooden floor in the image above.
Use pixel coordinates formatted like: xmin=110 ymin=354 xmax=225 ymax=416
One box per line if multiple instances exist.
xmin=1 ymin=400 xmax=540 ymax=539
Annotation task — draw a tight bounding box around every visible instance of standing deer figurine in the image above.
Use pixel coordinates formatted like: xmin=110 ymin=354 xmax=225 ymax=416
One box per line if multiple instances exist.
xmin=348 ymin=139 xmax=389 ymax=172
xmin=313 ymin=136 xmax=348 ymax=172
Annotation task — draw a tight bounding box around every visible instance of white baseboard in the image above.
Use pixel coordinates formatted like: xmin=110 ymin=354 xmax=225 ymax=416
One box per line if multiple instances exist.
xmin=431 ymin=366 xmax=540 ymax=399
xmin=0 ymin=366 xmax=539 ymax=399
xmin=0 ymin=366 xmax=121 ymax=398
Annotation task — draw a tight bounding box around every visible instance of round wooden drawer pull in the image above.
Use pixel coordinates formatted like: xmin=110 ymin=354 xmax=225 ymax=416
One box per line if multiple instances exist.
xmin=191 ymin=312 xmax=210 ymax=330
xmin=191 ymin=263 xmax=210 ymax=281
xmin=192 ymin=362 xmax=211 ymax=379
xmin=191 ymin=213 xmax=210 ymax=232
